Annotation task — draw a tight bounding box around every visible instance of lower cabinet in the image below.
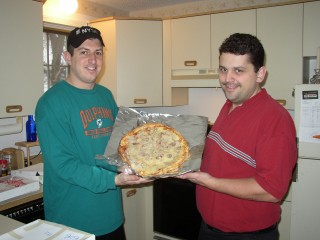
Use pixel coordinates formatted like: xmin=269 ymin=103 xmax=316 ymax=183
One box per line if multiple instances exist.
xmin=122 ymin=181 xmax=293 ymax=240
xmin=279 ymin=184 xmax=293 ymax=240
xmin=290 ymin=159 xmax=320 ymax=240
xmin=122 ymin=184 xmax=153 ymax=240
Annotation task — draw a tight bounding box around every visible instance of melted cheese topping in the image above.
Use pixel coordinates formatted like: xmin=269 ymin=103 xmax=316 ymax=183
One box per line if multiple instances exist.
xmin=119 ymin=123 xmax=189 ymax=177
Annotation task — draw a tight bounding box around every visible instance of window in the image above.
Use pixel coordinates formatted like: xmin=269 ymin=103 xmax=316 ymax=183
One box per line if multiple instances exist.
xmin=43 ymin=29 xmax=69 ymax=92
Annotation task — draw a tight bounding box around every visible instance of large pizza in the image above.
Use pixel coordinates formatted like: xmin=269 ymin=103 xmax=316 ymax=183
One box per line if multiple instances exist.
xmin=118 ymin=123 xmax=190 ymax=177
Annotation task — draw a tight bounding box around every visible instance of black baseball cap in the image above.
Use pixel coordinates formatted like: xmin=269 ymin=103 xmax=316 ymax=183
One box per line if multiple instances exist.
xmin=67 ymin=26 xmax=105 ymax=48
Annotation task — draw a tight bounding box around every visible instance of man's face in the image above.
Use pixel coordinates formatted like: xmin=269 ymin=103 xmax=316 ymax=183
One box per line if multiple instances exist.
xmin=218 ymin=53 xmax=266 ymax=107
xmin=64 ymin=38 xmax=103 ymax=89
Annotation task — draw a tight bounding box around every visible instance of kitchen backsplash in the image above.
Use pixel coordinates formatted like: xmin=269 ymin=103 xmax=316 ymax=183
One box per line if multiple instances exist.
xmin=0 ymin=88 xmax=296 ymax=158
xmin=0 ymin=117 xmax=41 ymax=156
xmin=0 ymin=88 xmax=226 ymax=154
xmin=137 ymin=88 xmax=226 ymax=124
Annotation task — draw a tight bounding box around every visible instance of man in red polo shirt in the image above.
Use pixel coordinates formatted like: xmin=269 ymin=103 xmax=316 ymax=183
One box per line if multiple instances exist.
xmin=179 ymin=33 xmax=297 ymax=240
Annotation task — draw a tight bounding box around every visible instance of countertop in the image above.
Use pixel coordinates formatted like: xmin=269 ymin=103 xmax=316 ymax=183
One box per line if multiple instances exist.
xmin=0 ymin=186 xmax=43 ymax=211
xmin=0 ymin=214 xmax=24 ymax=234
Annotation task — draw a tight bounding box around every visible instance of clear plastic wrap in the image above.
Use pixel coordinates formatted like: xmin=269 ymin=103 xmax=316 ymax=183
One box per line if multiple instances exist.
xmin=96 ymin=106 xmax=208 ymax=178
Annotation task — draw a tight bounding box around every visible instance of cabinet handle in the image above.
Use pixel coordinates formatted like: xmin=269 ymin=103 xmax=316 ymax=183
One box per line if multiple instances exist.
xmin=292 ymin=164 xmax=298 ymax=182
xmin=126 ymin=189 xmax=137 ymax=197
xmin=276 ymin=99 xmax=286 ymax=106
xmin=6 ymin=105 xmax=23 ymax=113
xmin=184 ymin=60 xmax=197 ymax=66
xmin=134 ymin=98 xmax=147 ymax=104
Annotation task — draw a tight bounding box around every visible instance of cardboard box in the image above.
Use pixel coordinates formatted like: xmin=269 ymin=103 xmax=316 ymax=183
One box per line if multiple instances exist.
xmin=11 ymin=163 xmax=43 ymax=183
xmin=0 ymin=176 xmax=40 ymax=202
xmin=0 ymin=219 xmax=95 ymax=239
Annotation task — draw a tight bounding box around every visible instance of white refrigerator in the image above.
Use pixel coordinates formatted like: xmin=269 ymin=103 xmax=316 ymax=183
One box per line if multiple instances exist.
xmin=290 ymin=84 xmax=320 ymax=240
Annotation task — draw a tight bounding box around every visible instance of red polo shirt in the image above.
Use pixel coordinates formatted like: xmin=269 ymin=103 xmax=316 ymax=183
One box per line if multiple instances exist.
xmin=197 ymin=89 xmax=297 ymax=232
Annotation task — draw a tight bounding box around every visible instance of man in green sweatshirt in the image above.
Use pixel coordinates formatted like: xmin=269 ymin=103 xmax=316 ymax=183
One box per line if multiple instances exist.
xmin=36 ymin=26 xmax=148 ymax=240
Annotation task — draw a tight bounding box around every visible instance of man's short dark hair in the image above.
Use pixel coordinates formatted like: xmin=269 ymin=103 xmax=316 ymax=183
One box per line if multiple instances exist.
xmin=219 ymin=33 xmax=265 ymax=72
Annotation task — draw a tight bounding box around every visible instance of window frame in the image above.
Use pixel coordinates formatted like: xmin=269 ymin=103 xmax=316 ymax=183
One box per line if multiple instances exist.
xmin=43 ymin=28 xmax=69 ymax=91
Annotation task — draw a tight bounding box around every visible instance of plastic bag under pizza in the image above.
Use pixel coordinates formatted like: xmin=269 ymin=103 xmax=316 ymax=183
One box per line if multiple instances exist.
xmin=96 ymin=107 xmax=208 ymax=178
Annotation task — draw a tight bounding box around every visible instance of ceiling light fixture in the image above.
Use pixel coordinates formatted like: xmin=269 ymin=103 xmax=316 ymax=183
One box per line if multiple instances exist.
xmin=59 ymin=0 xmax=78 ymax=15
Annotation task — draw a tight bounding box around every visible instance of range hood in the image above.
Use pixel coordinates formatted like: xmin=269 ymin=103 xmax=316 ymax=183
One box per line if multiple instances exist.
xmin=171 ymin=69 xmax=220 ymax=88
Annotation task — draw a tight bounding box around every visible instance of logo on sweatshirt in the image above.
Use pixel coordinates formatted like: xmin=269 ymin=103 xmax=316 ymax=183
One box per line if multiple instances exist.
xmin=80 ymin=107 xmax=114 ymax=138
xmin=96 ymin=119 xmax=103 ymax=128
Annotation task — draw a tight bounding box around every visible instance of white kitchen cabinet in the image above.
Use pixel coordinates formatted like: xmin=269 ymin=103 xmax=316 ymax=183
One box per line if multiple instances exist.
xmin=290 ymin=159 xmax=320 ymax=240
xmin=278 ymin=184 xmax=293 ymax=240
xmin=0 ymin=0 xmax=43 ymax=118
xmin=162 ymin=19 xmax=190 ymax=106
xmin=303 ymin=1 xmax=320 ymax=57
xmin=162 ymin=16 xmax=217 ymax=103
xmin=121 ymin=184 xmax=153 ymax=240
xmin=257 ymin=4 xmax=303 ymax=110
xmin=171 ymin=15 xmax=211 ymax=71
xmin=90 ymin=19 xmax=162 ymax=107
xmin=211 ymin=9 xmax=256 ymax=72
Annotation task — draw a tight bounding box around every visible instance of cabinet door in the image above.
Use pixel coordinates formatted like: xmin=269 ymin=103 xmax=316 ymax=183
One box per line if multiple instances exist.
xmin=92 ymin=20 xmax=162 ymax=107
xmin=122 ymin=185 xmax=153 ymax=240
xmin=279 ymin=201 xmax=291 ymax=240
xmin=171 ymin=15 xmax=211 ymax=70
xmin=278 ymin=184 xmax=292 ymax=240
xmin=257 ymin=4 xmax=303 ymax=110
xmin=116 ymin=20 xmax=162 ymax=107
xmin=303 ymin=1 xmax=320 ymax=57
xmin=291 ymin=159 xmax=320 ymax=240
xmin=0 ymin=0 xmax=43 ymax=118
xmin=211 ymin=10 xmax=256 ymax=72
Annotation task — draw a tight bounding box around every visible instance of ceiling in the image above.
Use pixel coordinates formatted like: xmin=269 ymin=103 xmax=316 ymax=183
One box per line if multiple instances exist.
xmin=87 ymin=0 xmax=205 ymax=12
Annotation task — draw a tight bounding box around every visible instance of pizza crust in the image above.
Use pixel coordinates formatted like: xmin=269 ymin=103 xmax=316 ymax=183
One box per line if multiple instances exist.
xmin=118 ymin=123 xmax=190 ymax=177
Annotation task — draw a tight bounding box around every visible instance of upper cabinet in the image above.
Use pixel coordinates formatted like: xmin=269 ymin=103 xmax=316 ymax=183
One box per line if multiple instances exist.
xmin=303 ymin=1 xmax=320 ymax=56
xmin=163 ymin=15 xmax=219 ymax=93
xmin=0 ymin=0 xmax=43 ymax=118
xmin=171 ymin=15 xmax=211 ymax=72
xmin=257 ymin=4 xmax=303 ymax=110
xmin=211 ymin=10 xmax=256 ymax=72
xmin=90 ymin=19 xmax=163 ymax=107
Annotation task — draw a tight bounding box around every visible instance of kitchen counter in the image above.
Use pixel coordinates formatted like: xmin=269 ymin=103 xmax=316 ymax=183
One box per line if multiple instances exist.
xmin=0 ymin=214 xmax=24 ymax=234
xmin=0 ymin=186 xmax=43 ymax=211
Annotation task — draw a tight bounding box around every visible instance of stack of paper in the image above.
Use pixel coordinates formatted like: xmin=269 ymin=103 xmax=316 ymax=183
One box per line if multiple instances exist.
xmin=0 ymin=219 xmax=95 ymax=240
xmin=0 ymin=176 xmax=40 ymax=202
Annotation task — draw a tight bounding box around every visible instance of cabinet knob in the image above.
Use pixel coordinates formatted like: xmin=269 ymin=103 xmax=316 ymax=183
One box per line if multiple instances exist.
xmin=184 ymin=60 xmax=197 ymax=66
xmin=134 ymin=98 xmax=147 ymax=104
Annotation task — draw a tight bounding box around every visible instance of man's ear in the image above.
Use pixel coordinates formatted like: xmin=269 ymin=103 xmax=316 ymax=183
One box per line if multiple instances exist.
xmin=257 ymin=66 xmax=267 ymax=83
xmin=63 ymin=51 xmax=72 ymax=65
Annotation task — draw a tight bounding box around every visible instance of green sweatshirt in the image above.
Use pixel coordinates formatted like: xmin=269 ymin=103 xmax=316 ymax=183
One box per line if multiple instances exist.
xmin=35 ymin=80 xmax=122 ymax=236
